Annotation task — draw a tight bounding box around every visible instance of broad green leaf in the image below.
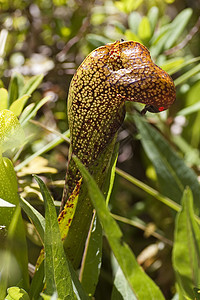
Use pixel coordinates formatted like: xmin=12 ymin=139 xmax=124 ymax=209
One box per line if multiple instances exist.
xmin=34 ymin=175 xmax=74 ymax=300
xmin=133 ymin=113 xmax=200 ymax=215
xmin=138 ymin=16 xmax=151 ymax=41
xmin=19 ymin=74 xmax=43 ymax=97
xmin=0 ymin=88 xmax=8 ymax=110
xmin=5 ymin=287 xmax=30 ymax=300
xmin=164 ymin=8 xmax=192 ymax=50
xmin=19 ymin=196 xmax=45 ymax=243
xmin=9 ymin=95 xmax=30 ymax=117
xmin=174 ymin=63 xmax=200 ymax=86
xmin=173 ymin=188 xmax=200 ymax=299
xmin=111 ymin=255 xmax=137 ymax=300
xmin=79 ymin=214 xmax=102 ymax=297
xmin=0 ymin=109 xmax=24 ymax=153
xmin=0 ymin=157 xmax=29 ymax=295
xmin=73 ymin=156 xmax=165 ymax=299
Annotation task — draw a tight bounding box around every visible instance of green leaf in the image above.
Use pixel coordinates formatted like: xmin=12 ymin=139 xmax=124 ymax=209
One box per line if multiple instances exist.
xmin=9 ymin=95 xmax=30 ymax=117
xmin=0 ymin=205 xmax=29 ymax=298
xmin=0 ymin=88 xmax=8 ymax=110
xmin=167 ymin=56 xmax=200 ymax=76
xmin=147 ymin=6 xmax=159 ymax=34
xmin=173 ymin=188 xmax=200 ymax=299
xmin=0 ymin=198 xmax=15 ymax=207
xmin=34 ymin=175 xmax=74 ymax=300
xmin=104 ymin=143 xmax=119 ymax=206
xmin=177 ymin=100 xmax=200 ymax=116
xmin=29 ymin=260 xmax=45 ymax=300
xmin=160 ymin=57 xmax=185 ymax=73
xmin=133 ymin=113 xmax=200 ymax=215
xmin=20 ymin=96 xmax=50 ymax=126
xmin=79 ymin=214 xmax=102 ymax=297
xmin=174 ymin=63 xmax=200 ymax=86
xmin=5 ymin=287 xmax=30 ymax=300
xmin=7 ymin=73 xmax=20 ymax=107
xmin=40 ymin=293 xmax=62 ymax=300
xmin=73 ymin=156 xmax=165 ymax=299
xmin=0 ymin=109 xmax=24 ymax=153
xmin=128 ymin=11 xmax=141 ymax=34
xmin=68 ymin=261 xmax=90 ymax=300
xmin=138 ymin=16 xmax=151 ymax=41
xmin=164 ymin=8 xmax=192 ymax=50
xmin=19 ymin=196 xmax=45 ymax=243
xmin=19 ymin=74 xmax=43 ymax=97
xmin=111 ymin=255 xmax=137 ymax=300
xmin=0 ymin=157 xmax=29 ymax=295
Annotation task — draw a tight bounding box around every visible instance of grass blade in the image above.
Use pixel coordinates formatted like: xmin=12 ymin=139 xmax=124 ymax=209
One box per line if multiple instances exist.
xmin=73 ymin=156 xmax=165 ymax=299
xmin=19 ymin=196 xmax=45 ymax=243
xmin=133 ymin=113 xmax=200 ymax=215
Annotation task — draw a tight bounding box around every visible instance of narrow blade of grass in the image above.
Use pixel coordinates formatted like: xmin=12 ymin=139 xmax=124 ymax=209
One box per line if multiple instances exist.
xmin=73 ymin=156 xmax=165 ymax=300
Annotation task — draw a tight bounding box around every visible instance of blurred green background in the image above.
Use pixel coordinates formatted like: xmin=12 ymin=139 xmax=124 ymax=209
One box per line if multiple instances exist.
xmin=0 ymin=0 xmax=200 ymax=298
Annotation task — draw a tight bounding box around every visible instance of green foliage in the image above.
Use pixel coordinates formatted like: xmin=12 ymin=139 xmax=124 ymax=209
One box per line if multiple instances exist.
xmin=173 ymin=188 xmax=200 ymax=299
xmin=0 ymin=1 xmax=200 ymax=299
xmin=34 ymin=175 xmax=74 ymax=300
xmin=73 ymin=156 xmax=165 ymax=299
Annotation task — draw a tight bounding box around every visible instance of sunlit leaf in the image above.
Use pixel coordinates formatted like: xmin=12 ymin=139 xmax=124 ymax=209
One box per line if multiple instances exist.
xmin=5 ymin=287 xmax=30 ymax=300
xmin=9 ymin=95 xmax=30 ymax=117
xmin=138 ymin=16 xmax=151 ymax=41
xmin=0 ymin=109 xmax=24 ymax=153
xmin=0 ymin=88 xmax=8 ymax=110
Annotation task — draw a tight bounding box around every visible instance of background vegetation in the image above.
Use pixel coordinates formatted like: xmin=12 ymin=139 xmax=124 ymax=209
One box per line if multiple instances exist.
xmin=0 ymin=0 xmax=200 ymax=299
